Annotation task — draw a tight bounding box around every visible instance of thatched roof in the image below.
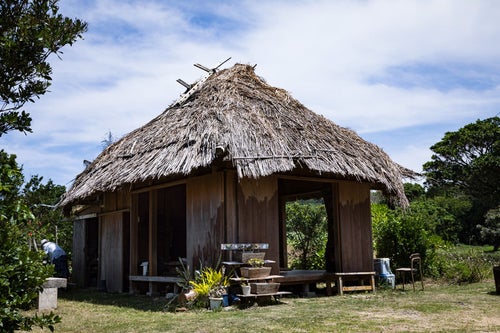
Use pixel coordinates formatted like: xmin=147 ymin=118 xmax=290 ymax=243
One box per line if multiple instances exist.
xmin=61 ymin=63 xmax=412 ymax=208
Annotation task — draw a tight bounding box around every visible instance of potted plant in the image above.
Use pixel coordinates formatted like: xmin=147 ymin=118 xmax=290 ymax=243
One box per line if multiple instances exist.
xmin=240 ymin=278 xmax=251 ymax=296
xmin=240 ymin=258 xmax=271 ymax=278
xmin=208 ymin=284 xmax=227 ymax=310
xmin=175 ymin=258 xmax=197 ymax=307
xmin=190 ymin=266 xmax=229 ymax=310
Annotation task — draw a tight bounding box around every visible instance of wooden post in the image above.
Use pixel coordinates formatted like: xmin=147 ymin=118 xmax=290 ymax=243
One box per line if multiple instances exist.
xmin=129 ymin=193 xmax=138 ymax=292
xmin=148 ymin=190 xmax=158 ymax=295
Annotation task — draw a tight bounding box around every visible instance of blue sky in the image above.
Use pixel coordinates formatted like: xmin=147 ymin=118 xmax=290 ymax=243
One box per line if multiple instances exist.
xmin=2 ymin=0 xmax=500 ymax=188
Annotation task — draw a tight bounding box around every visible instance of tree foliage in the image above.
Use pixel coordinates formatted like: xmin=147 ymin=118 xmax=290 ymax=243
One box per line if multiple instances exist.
xmin=423 ymin=117 xmax=500 ymax=210
xmin=0 ymin=1 xmax=86 ymax=330
xmin=0 ymin=151 xmax=60 ymax=332
xmin=372 ymin=201 xmax=440 ymax=274
xmin=479 ymin=206 xmax=500 ymax=251
xmin=0 ymin=0 xmax=87 ymax=136
xmin=285 ymin=200 xmax=327 ymax=270
xmin=423 ymin=117 xmax=500 ymax=246
xmin=22 ymin=175 xmax=70 ymax=254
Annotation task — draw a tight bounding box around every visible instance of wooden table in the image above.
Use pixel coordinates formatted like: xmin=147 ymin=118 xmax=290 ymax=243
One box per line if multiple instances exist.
xmin=334 ymin=272 xmax=376 ymax=295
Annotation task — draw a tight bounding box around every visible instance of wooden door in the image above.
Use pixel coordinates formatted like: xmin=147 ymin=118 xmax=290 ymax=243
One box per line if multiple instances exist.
xmin=100 ymin=212 xmax=124 ymax=292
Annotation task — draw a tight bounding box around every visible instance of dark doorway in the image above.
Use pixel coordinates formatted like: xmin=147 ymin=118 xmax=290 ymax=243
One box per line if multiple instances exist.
xmin=137 ymin=192 xmax=150 ymax=266
xmin=85 ymin=217 xmax=98 ymax=287
xmin=157 ymin=184 xmax=187 ymax=275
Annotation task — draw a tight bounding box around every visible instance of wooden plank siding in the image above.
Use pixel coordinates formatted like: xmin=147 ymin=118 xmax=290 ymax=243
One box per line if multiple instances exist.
xmin=337 ymin=182 xmax=373 ymax=272
xmin=224 ymin=170 xmax=238 ymax=244
xmin=72 ymin=219 xmax=86 ymax=287
xmin=103 ymin=189 xmax=130 ymax=212
xmin=237 ymin=175 xmax=280 ymax=274
xmin=99 ymin=212 xmax=125 ymax=292
xmin=186 ymin=173 xmax=225 ymax=270
xmin=71 ymin=173 xmax=377 ymax=293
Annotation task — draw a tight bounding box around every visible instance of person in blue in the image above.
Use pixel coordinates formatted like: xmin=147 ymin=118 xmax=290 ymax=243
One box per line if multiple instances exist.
xmin=41 ymin=239 xmax=70 ymax=278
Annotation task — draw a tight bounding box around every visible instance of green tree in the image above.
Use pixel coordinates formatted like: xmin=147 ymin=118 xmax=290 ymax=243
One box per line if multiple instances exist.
xmin=0 ymin=151 xmax=59 ymax=332
xmin=372 ymin=200 xmax=441 ymax=274
xmin=0 ymin=0 xmax=87 ymax=136
xmin=479 ymin=206 xmax=500 ymax=251
xmin=22 ymin=175 xmax=70 ymax=254
xmin=286 ymin=200 xmax=327 ymax=270
xmin=0 ymin=1 xmax=86 ymax=330
xmin=403 ymin=183 xmax=425 ymax=202
xmin=423 ymin=117 xmax=500 ymax=244
xmin=430 ymin=195 xmax=472 ymax=244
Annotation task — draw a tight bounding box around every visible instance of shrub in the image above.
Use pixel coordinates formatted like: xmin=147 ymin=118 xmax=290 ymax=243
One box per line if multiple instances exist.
xmin=433 ymin=247 xmax=497 ymax=284
xmin=372 ymin=203 xmax=440 ymax=273
xmin=1 ymin=151 xmax=60 ymax=332
xmin=286 ymin=200 xmax=327 ymax=270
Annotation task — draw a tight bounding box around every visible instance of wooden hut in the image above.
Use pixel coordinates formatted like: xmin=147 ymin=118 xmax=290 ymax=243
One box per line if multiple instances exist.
xmin=61 ymin=63 xmax=411 ymax=293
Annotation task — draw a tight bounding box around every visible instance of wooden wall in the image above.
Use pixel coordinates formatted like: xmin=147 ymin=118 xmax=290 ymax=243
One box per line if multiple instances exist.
xmin=184 ymin=172 xmax=279 ymax=273
xmin=72 ymin=219 xmax=86 ymax=288
xmin=337 ymin=181 xmax=373 ymax=272
xmin=103 ymin=190 xmax=130 ymax=212
xmin=186 ymin=173 xmax=224 ymax=270
xmin=73 ymin=173 xmax=376 ymax=292
xmin=237 ymin=175 xmax=280 ymax=273
xmin=99 ymin=212 xmax=129 ymax=292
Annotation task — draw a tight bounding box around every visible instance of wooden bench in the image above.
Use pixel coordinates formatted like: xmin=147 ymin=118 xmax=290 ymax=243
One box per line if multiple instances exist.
xmin=275 ymin=270 xmax=335 ymax=296
xmin=334 ymin=272 xmax=376 ymax=295
xmin=129 ymin=275 xmax=181 ymax=296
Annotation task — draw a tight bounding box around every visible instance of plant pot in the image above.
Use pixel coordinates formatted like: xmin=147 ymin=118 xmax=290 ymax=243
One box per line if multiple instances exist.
xmin=240 ymin=266 xmax=272 ymax=278
xmin=250 ymin=282 xmax=280 ymax=295
xmin=241 ymin=285 xmax=251 ymax=296
xmin=494 ymin=266 xmax=500 ymax=295
xmin=209 ymin=297 xmax=223 ymax=311
xmin=234 ymin=252 xmax=266 ymax=264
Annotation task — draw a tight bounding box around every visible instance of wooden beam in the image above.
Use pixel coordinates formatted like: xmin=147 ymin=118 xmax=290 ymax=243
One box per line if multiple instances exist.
xmin=148 ymin=190 xmax=157 ymax=277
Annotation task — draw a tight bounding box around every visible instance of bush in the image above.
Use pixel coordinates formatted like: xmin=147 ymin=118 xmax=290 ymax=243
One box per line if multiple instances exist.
xmin=432 ymin=246 xmax=497 ymax=284
xmin=0 ymin=150 xmax=60 ymax=332
xmin=286 ymin=200 xmax=327 ymax=270
xmin=478 ymin=206 xmax=500 ymax=251
xmin=372 ymin=203 xmax=440 ymax=274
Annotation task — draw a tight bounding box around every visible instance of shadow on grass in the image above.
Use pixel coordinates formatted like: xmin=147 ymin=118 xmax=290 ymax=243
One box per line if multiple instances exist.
xmin=59 ymin=287 xmax=171 ymax=312
xmin=59 ymin=287 xmax=291 ymax=312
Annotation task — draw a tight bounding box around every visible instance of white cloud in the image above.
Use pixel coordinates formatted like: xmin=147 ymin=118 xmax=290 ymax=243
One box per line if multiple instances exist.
xmin=3 ymin=0 xmax=500 ymax=186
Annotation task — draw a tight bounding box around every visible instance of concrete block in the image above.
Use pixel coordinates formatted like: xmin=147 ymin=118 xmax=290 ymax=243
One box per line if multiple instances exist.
xmin=38 ymin=278 xmax=67 ymax=311
xmin=42 ymin=277 xmax=67 ymax=289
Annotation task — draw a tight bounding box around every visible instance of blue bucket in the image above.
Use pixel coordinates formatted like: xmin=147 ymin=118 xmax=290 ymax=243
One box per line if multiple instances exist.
xmin=378 ymin=273 xmax=395 ymax=289
xmin=374 ymin=258 xmax=395 ymax=289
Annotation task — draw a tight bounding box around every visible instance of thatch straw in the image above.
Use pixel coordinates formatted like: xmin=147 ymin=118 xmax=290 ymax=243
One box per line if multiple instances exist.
xmin=61 ymin=64 xmax=412 ymax=208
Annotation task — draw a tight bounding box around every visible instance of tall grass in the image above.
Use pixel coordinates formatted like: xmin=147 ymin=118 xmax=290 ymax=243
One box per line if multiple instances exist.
xmin=429 ymin=245 xmax=500 ymax=284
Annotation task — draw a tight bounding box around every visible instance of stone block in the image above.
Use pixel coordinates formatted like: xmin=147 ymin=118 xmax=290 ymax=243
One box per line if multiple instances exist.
xmin=38 ymin=278 xmax=67 ymax=311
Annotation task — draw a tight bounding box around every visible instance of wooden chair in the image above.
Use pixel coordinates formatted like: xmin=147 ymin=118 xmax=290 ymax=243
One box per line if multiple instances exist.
xmin=396 ymin=253 xmax=424 ymax=291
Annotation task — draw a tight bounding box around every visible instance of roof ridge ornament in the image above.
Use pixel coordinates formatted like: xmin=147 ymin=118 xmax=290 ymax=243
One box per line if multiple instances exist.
xmin=172 ymin=57 xmax=232 ymax=107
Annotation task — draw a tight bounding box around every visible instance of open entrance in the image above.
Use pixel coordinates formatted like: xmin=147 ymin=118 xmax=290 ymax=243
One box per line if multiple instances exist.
xmin=135 ymin=185 xmax=187 ymax=276
xmin=278 ymin=179 xmax=337 ymax=272
xmin=284 ymin=198 xmax=327 ymax=270
xmin=157 ymin=184 xmax=187 ymax=275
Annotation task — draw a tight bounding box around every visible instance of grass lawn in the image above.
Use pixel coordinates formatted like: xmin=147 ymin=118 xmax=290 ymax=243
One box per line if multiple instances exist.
xmin=28 ymin=279 xmax=500 ymax=333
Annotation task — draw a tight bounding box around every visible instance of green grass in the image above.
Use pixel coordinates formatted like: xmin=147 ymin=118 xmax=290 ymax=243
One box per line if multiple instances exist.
xmin=27 ymin=279 xmax=500 ymax=333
